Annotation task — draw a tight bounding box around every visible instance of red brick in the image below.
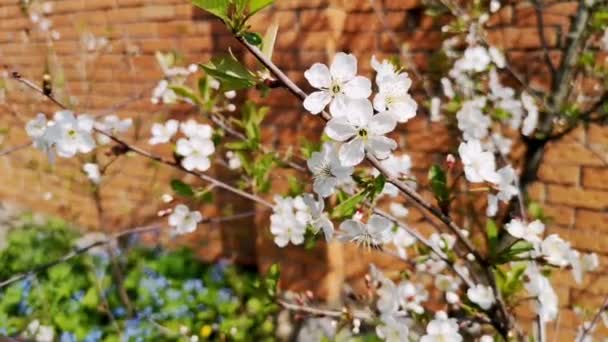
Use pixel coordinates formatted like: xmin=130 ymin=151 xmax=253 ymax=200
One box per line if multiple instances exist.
xmin=548 ymin=185 xmax=608 ymax=210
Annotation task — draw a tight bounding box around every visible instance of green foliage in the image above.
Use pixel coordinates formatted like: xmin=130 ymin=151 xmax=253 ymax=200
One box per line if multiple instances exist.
xmin=191 ymin=0 xmax=274 ymax=34
xmin=428 ymin=165 xmax=450 ymax=210
xmin=0 ymin=218 xmax=279 ymax=341
xmin=486 ymin=219 xmax=499 ymax=258
xmin=200 ymin=55 xmax=257 ymax=91
xmin=170 ymin=179 xmax=195 ymax=197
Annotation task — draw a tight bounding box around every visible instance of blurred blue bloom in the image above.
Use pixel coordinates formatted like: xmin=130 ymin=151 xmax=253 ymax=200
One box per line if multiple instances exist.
xmin=218 ymin=288 xmax=233 ymax=302
xmin=84 ymin=329 xmax=103 ymax=342
xmin=113 ymin=306 xmax=126 ymax=318
xmin=183 ymin=279 xmax=205 ymax=292
xmin=72 ymin=290 xmax=85 ymax=302
xmin=60 ymin=332 xmax=77 ymax=342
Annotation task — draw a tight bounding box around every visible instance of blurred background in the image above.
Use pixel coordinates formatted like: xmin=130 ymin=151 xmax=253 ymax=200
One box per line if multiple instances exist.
xmin=0 ymin=0 xmax=607 ymax=340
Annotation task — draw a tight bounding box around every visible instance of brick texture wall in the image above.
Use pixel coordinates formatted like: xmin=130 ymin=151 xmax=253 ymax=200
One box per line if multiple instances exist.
xmin=0 ymin=0 xmax=606 ymax=338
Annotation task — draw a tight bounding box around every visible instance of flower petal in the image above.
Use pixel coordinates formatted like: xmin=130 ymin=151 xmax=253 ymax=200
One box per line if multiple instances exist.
xmin=344 ymin=98 xmax=374 ymax=127
xmin=343 ymin=76 xmax=372 ymax=99
xmin=367 ymin=136 xmax=397 ymax=159
xmin=330 ymin=52 xmax=357 ymax=82
xmin=303 ymin=91 xmax=332 ymax=114
xmin=369 ymin=111 xmax=397 ymax=135
xmin=325 ymin=117 xmax=357 ymax=141
xmin=339 ymin=138 xmax=365 ymax=166
xmin=304 ymin=63 xmax=331 ymax=89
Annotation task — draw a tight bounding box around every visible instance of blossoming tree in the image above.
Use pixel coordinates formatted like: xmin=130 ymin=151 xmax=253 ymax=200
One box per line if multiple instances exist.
xmin=2 ymin=0 xmax=608 ymax=341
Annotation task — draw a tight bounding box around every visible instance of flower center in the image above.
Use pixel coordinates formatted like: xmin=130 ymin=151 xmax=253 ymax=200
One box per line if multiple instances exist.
xmin=330 ymin=82 xmax=341 ymax=95
xmin=357 ymin=129 xmax=368 ymax=139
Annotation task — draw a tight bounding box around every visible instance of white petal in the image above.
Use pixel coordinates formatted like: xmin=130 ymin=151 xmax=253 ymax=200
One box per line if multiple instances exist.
xmin=367 ymin=136 xmax=397 ymax=159
xmin=339 ymin=138 xmax=365 ymax=166
xmin=304 ymin=63 xmax=331 ymax=89
xmin=303 ymin=91 xmax=332 ymax=114
xmin=325 ymin=117 xmax=356 ymax=141
xmin=369 ymin=111 xmax=397 ymax=135
xmin=389 ymin=96 xmax=418 ymax=123
xmin=330 ymin=52 xmax=357 ymax=82
xmin=343 ymin=76 xmax=372 ymax=99
xmin=313 ymin=176 xmax=338 ymax=198
xmin=344 ymin=98 xmax=374 ymax=127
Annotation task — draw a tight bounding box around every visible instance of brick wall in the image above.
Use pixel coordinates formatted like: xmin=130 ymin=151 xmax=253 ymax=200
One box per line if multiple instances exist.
xmin=0 ymin=0 xmax=606 ymax=338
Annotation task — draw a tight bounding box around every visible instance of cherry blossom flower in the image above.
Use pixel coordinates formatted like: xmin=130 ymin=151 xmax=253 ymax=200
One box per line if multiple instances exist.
xmin=467 ymin=284 xmax=495 ymax=310
xmin=149 ymin=119 xmax=179 ymax=145
xmin=338 ymin=214 xmax=392 ymax=248
xmin=303 ymin=52 xmax=372 ymax=114
xmin=270 ymin=196 xmax=307 ymax=247
xmin=430 ymin=233 xmax=456 ymax=251
xmin=26 ymin=113 xmax=60 ymax=160
xmin=435 ymin=275 xmax=461 ymax=304
xmin=325 ymin=98 xmax=397 ymax=166
xmin=420 ymin=311 xmax=463 ymax=342
xmin=26 ymin=320 xmax=54 ymax=342
xmin=53 ymin=110 xmax=96 ymax=158
xmin=302 ymin=194 xmax=334 ymax=241
xmin=83 ymin=163 xmax=101 ymax=184
xmin=487 ymin=165 xmax=519 ymax=216
xmin=505 ymin=219 xmax=545 ymax=245
xmin=398 ymin=281 xmax=428 ymax=314
xmin=371 ymin=55 xmax=398 ymax=81
xmin=457 ymin=98 xmax=490 ymax=141
xmin=168 ymin=204 xmax=203 ymax=235
xmin=95 ymin=115 xmax=132 ymax=145
xmin=541 ymin=234 xmax=572 ymax=267
xmin=388 ymin=202 xmax=409 ymax=218
xmin=375 ymin=314 xmax=410 ymax=342
xmin=226 ymin=151 xmax=242 ymax=170
xmin=373 ymin=70 xmax=418 ymax=123
xmin=488 ymin=46 xmax=506 ymax=68
xmin=521 ymin=92 xmax=539 ymax=136
xmin=307 ymin=142 xmax=354 ymax=197
xmin=390 ymin=227 xmax=416 ymax=258
xmin=151 ymin=80 xmax=177 ymax=104
xmin=441 ymin=77 xmax=455 ymax=99
xmin=458 ymin=139 xmax=500 ymax=183
xmin=570 ymin=251 xmax=600 ymax=284
xmin=525 ymin=263 xmax=558 ymax=322
xmin=180 ymin=119 xmax=213 ymax=140
xmin=455 ymin=46 xmax=491 ymax=73
xmin=176 ymin=135 xmax=215 ymax=172
xmin=488 ymin=132 xmax=513 ymax=156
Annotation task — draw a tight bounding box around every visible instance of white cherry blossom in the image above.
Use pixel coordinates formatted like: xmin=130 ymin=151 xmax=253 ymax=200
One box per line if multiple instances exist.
xmin=489 ymin=46 xmax=506 ymax=68
xmin=390 ymin=227 xmax=416 ymax=258
xmin=467 ymin=284 xmax=495 ymax=310
xmin=373 ymin=71 xmax=417 ymax=123
xmin=83 ymin=163 xmax=101 ymax=184
xmin=53 ymin=110 xmax=96 ymax=158
xmin=151 ymin=79 xmax=178 ymax=104
xmin=95 ymin=115 xmax=132 ymax=145
xmin=371 ymin=55 xmax=398 ymax=81
xmin=457 ymin=98 xmax=490 ymax=141
xmin=303 ymin=52 xmax=372 ymax=114
xmin=388 ymin=202 xmax=409 ymax=218
xmin=270 ymin=196 xmax=307 ymax=247
xmin=521 ymin=92 xmax=539 ymax=136
xmin=505 ymin=219 xmax=545 ymax=245
xmin=398 ymin=281 xmax=428 ymax=314
xmin=176 ymin=135 xmax=215 ymax=172
xmin=338 ymin=214 xmax=392 ymax=248
xmin=541 ymin=234 xmax=572 ymax=267
xmin=307 ymin=142 xmax=354 ymax=197
xmin=454 ymin=46 xmax=491 ymax=73
xmin=302 ymin=194 xmax=334 ymax=241
xmin=375 ymin=314 xmax=410 ymax=342
xmin=226 ymin=151 xmax=242 ymax=170
xmin=149 ymin=119 xmax=179 ymax=145
xmin=430 ymin=97 xmax=442 ymax=122
xmin=325 ymin=98 xmax=397 ymax=166
xmin=458 ymin=139 xmax=500 ymax=183
xmin=420 ymin=311 xmax=463 ymax=342
xmin=180 ymin=119 xmax=213 ymax=140
xmin=169 ymin=204 xmax=203 ymax=235
xmin=372 ymin=154 xmax=415 ymax=197
xmin=525 ymin=263 xmax=558 ymax=322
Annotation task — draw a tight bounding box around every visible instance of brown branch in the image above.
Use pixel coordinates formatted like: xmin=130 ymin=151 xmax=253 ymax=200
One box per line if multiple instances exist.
xmin=0 ymin=142 xmax=32 ymax=157
xmin=532 ymin=0 xmax=557 ymax=75
xmin=576 ymin=294 xmax=608 ymax=342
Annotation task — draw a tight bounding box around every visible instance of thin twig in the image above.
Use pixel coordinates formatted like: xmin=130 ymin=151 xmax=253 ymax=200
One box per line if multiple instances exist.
xmin=576 ymin=294 xmax=608 ymax=342
xmin=0 ymin=142 xmax=32 ymax=157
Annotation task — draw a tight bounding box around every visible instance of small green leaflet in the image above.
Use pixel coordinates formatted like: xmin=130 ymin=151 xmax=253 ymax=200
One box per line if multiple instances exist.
xmin=171 ymin=179 xmax=195 ymax=197
xmin=200 ymin=55 xmax=256 ymax=91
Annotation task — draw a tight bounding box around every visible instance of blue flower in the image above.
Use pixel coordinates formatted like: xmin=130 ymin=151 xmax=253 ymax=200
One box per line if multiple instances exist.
xmin=84 ymin=329 xmax=103 ymax=342
xmin=60 ymin=332 xmax=77 ymax=342
xmin=113 ymin=306 xmax=126 ymax=318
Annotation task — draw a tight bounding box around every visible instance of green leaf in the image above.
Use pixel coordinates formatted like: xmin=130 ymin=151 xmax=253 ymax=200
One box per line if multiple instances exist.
xmin=171 ymin=179 xmax=195 ymax=197
xmin=486 ymin=219 xmax=499 ymax=257
xmin=81 ymin=287 xmax=99 ymax=309
xmin=331 ymin=191 xmax=365 ymax=219
xmin=243 ymin=32 xmax=262 ymax=46
xmin=169 ymin=85 xmax=200 ymax=105
xmin=247 ymin=0 xmax=274 ymax=16
xmin=200 ymin=55 xmax=256 ymax=91
xmin=428 ymin=164 xmax=449 ymax=206
xmin=192 ymin=0 xmax=230 ymax=21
